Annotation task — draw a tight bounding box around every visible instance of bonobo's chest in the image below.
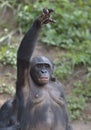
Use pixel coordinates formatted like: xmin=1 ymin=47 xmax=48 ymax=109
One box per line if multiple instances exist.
xmin=21 ymin=81 xmax=66 ymax=130
xmin=29 ymin=81 xmax=64 ymax=107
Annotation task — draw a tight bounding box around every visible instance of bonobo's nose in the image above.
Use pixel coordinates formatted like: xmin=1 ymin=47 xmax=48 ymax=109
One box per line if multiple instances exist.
xmin=41 ymin=69 xmax=47 ymax=73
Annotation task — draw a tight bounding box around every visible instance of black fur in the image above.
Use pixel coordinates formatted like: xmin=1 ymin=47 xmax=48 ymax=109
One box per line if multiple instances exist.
xmin=0 ymin=99 xmax=19 ymax=130
xmin=0 ymin=124 xmax=19 ymax=130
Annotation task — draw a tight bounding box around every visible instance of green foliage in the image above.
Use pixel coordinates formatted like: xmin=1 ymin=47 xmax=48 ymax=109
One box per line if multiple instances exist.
xmin=0 ymin=83 xmax=15 ymax=95
xmin=0 ymin=31 xmax=16 ymax=45
xmin=54 ymin=40 xmax=91 ymax=81
xmin=16 ymin=0 xmax=91 ymax=47
xmin=87 ymin=67 xmax=91 ymax=79
xmin=54 ymin=58 xmax=72 ymax=80
xmin=66 ymin=79 xmax=91 ymax=120
xmin=68 ymin=42 xmax=91 ymax=66
xmin=67 ymin=96 xmax=86 ymax=120
xmin=73 ymin=80 xmax=91 ymax=102
xmin=54 ymin=42 xmax=91 ymax=80
xmin=0 ymin=45 xmax=17 ymax=67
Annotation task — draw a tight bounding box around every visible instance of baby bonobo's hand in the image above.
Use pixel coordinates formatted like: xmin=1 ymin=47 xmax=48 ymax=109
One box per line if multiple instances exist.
xmin=38 ymin=8 xmax=56 ymax=25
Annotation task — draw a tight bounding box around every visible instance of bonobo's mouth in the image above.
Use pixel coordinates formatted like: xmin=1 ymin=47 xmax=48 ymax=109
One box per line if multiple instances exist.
xmin=39 ymin=77 xmax=49 ymax=83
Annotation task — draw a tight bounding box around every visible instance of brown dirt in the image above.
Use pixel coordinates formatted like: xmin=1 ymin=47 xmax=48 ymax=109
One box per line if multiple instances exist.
xmin=73 ymin=121 xmax=91 ymax=130
xmin=0 ymin=94 xmax=11 ymax=106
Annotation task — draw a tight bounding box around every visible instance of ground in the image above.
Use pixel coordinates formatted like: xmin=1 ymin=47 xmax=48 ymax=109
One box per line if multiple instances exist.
xmin=0 ymin=44 xmax=91 ymax=130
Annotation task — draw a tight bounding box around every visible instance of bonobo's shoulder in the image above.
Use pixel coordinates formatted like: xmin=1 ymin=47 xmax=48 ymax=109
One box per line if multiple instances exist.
xmin=55 ymin=80 xmax=65 ymax=94
xmin=51 ymin=76 xmax=63 ymax=86
xmin=56 ymin=80 xmax=64 ymax=88
xmin=51 ymin=79 xmax=64 ymax=90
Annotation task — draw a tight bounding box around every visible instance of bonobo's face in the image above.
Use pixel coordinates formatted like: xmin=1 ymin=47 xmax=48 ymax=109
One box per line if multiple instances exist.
xmin=30 ymin=56 xmax=53 ymax=86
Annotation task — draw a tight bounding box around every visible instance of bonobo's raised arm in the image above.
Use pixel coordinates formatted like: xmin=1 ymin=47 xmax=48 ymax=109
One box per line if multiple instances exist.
xmin=17 ymin=8 xmax=55 ymax=62
xmin=17 ymin=19 xmax=41 ymax=61
xmin=16 ymin=9 xmax=55 ymax=87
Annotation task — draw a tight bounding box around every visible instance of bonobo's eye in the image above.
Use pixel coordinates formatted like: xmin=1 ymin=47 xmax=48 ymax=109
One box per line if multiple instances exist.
xmin=44 ymin=64 xmax=50 ymax=69
xmin=35 ymin=64 xmax=43 ymax=69
xmin=35 ymin=63 xmax=50 ymax=70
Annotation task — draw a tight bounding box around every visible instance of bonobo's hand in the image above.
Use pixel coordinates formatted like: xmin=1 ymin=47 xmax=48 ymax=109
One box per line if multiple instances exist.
xmin=38 ymin=8 xmax=56 ymax=25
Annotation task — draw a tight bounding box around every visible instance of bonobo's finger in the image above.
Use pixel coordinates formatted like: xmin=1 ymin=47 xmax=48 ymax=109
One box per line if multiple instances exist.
xmin=39 ymin=13 xmax=45 ymax=20
xmin=49 ymin=18 xmax=56 ymax=23
xmin=43 ymin=18 xmax=56 ymax=24
xmin=48 ymin=9 xmax=54 ymax=14
xmin=43 ymin=20 xmax=49 ymax=24
xmin=43 ymin=8 xmax=49 ymax=14
xmin=43 ymin=8 xmax=54 ymax=14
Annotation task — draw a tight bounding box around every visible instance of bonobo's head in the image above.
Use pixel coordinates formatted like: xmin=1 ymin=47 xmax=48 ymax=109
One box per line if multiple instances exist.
xmin=30 ymin=56 xmax=53 ymax=86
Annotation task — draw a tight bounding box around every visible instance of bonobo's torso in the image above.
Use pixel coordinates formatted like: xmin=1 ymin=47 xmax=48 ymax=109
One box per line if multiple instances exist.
xmin=20 ymin=81 xmax=67 ymax=130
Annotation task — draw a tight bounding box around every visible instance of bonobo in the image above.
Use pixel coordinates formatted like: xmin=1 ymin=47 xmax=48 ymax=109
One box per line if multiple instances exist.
xmin=16 ymin=8 xmax=73 ymax=130
xmin=0 ymin=98 xmax=19 ymax=130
